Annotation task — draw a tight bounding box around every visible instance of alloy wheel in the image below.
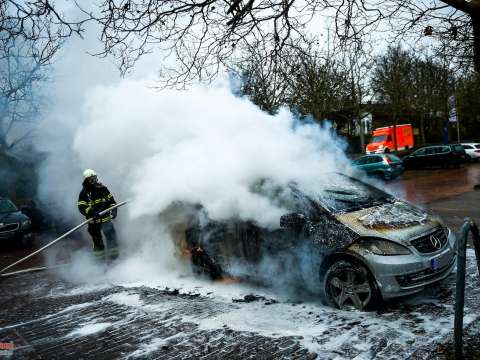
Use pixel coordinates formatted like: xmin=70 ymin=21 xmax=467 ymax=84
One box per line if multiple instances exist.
xmin=328 ymin=268 xmax=372 ymax=310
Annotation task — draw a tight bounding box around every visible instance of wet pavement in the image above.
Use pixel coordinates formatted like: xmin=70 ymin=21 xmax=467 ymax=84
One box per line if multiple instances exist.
xmin=1 ymin=163 xmax=480 ymax=359
xmin=386 ymin=162 xmax=480 ymax=205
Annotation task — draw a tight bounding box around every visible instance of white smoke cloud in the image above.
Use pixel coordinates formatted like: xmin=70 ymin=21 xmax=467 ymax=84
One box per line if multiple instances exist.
xmin=35 ymin=35 xmax=353 ymax=286
xmin=73 ymin=79 xmax=350 ymax=228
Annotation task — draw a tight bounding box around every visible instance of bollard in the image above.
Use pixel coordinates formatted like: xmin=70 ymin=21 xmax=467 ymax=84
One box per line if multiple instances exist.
xmin=454 ymin=220 xmax=470 ymax=360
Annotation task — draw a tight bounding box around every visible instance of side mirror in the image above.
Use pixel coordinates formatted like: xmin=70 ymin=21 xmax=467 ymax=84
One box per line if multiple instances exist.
xmin=280 ymin=213 xmax=306 ymax=228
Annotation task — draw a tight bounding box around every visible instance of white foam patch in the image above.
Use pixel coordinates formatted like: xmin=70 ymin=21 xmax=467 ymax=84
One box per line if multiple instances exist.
xmin=68 ymin=322 xmax=113 ymax=337
xmin=104 ymin=292 xmax=143 ymax=307
xmin=190 ymin=301 xmax=448 ymax=357
xmin=127 ymin=333 xmax=186 ymax=359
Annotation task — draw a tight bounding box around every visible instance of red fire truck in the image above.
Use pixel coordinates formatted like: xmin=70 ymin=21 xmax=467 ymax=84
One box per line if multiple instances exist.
xmin=366 ymin=124 xmax=414 ymax=154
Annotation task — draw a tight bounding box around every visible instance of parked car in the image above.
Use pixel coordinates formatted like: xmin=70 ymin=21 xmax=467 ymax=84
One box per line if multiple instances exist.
xmin=366 ymin=124 xmax=414 ymax=154
xmin=171 ymin=174 xmax=456 ymax=311
xmin=352 ymin=154 xmax=404 ymax=180
xmin=461 ymin=143 xmax=480 ymax=161
xmin=402 ymin=144 xmax=467 ymax=169
xmin=0 ymin=197 xmax=34 ymax=248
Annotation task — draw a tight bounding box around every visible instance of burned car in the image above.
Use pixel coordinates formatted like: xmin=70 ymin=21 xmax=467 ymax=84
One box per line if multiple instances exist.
xmin=171 ymin=174 xmax=456 ymax=311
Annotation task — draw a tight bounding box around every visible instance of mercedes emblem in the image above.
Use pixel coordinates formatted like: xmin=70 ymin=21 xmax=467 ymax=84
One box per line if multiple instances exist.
xmin=430 ymin=234 xmax=442 ymax=250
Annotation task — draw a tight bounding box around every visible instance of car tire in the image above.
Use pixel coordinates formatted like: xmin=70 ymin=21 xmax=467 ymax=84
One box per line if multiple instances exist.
xmin=384 ymin=148 xmax=390 ymax=153
xmin=323 ymin=260 xmax=380 ymax=311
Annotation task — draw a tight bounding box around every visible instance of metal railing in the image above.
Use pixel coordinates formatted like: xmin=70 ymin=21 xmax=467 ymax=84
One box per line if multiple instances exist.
xmin=454 ymin=218 xmax=480 ymax=360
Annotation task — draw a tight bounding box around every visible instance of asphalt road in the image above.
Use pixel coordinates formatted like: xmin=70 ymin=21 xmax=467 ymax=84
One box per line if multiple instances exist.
xmin=1 ymin=163 xmax=480 ymax=359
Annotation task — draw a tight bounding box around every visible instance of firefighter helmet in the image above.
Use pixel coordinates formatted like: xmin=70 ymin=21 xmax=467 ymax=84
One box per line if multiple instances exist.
xmin=83 ymin=169 xmax=97 ymax=179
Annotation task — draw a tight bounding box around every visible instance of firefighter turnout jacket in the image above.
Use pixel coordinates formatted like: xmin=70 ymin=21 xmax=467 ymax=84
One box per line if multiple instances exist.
xmin=77 ymin=181 xmax=116 ymax=224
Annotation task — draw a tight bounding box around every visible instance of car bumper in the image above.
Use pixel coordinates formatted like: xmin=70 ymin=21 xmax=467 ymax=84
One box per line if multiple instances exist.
xmin=366 ymin=149 xmax=384 ymax=154
xmin=381 ymin=166 xmax=404 ymax=177
xmin=363 ymin=166 xmax=403 ymax=179
xmin=349 ymin=229 xmax=456 ymax=299
xmin=0 ymin=230 xmax=33 ymax=242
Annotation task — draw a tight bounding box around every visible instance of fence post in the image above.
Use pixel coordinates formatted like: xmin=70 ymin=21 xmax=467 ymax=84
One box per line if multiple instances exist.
xmin=454 ymin=220 xmax=470 ymax=360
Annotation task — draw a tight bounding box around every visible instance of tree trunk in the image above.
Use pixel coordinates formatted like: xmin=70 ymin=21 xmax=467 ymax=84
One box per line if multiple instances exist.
xmin=392 ymin=109 xmax=399 ymax=152
xmin=420 ymin=113 xmax=426 ymax=145
xmin=474 ymin=14 xmax=480 ymax=73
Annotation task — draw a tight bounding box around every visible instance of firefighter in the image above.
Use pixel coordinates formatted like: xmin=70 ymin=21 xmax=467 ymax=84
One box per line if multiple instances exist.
xmin=77 ymin=169 xmax=119 ymax=261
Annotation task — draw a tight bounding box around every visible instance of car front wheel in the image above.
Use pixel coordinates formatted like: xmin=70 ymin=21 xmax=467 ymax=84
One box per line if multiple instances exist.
xmin=323 ymin=260 xmax=379 ymax=311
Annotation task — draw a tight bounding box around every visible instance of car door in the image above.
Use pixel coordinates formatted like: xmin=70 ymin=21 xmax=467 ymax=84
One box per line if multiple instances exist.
xmin=407 ymin=148 xmax=426 ymax=168
xmin=423 ymin=147 xmax=438 ymax=167
xmin=361 ymin=156 xmax=376 ymax=173
xmin=368 ymin=156 xmax=384 ymax=174
xmin=353 ymin=156 xmax=367 ymax=170
xmin=462 ymin=144 xmax=473 ymax=159
xmin=439 ymin=146 xmax=451 ymax=165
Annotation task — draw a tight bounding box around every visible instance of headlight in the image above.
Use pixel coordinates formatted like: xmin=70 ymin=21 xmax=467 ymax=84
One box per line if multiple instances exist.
xmin=447 ymin=228 xmax=456 ymax=249
xmin=357 ymin=239 xmax=411 ymax=256
xmin=379 ymin=144 xmax=384 ymax=149
xmin=22 ymin=219 xmax=31 ymax=228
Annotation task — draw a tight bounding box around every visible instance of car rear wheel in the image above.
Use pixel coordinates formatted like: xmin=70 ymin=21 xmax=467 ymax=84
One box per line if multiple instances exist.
xmin=324 ymin=260 xmax=379 ymax=311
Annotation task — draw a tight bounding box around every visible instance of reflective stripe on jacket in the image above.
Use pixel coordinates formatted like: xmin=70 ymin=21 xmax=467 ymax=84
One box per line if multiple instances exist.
xmin=78 ymin=182 xmax=116 ymax=223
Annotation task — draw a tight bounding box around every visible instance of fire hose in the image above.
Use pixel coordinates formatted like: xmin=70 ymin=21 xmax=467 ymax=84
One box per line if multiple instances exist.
xmin=0 ymin=201 xmax=128 ymax=277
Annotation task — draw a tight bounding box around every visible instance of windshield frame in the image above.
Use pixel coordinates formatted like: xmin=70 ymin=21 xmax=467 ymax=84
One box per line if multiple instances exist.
xmin=312 ymin=175 xmax=395 ymax=214
xmin=371 ymin=135 xmax=387 ymax=143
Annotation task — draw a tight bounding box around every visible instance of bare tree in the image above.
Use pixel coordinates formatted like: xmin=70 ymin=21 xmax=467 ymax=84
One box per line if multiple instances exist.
xmin=83 ymin=0 xmax=480 ymax=82
xmin=372 ymin=45 xmax=457 ymax=146
xmin=287 ymin=43 xmax=352 ymax=123
xmin=455 ymin=71 xmax=480 ymax=133
xmin=230 ymin=39 xmax=307 ymax=114
xmin=0 ymin=1 xmax=80 ymax=156
xmin=340 ymin=38 xmax=374 ymax=151
xmin=1 ymin=1 xmax=83 ymax=59
xmin=388 ymin=0 xmax=480 ymax=72
xmin=0 ymin=39 xmax=48 ymax=156
xmin=410 ymin=54 xmax=455 ymax=144
xmin=3 ymin=1 xmax=480 ymax=86
xmin=371 ymin=45 xmax=415 ymax=151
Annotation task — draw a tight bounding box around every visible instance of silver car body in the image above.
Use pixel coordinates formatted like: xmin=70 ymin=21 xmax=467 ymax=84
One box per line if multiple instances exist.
xmin=334 ymin=203 xmax=456 ymax=299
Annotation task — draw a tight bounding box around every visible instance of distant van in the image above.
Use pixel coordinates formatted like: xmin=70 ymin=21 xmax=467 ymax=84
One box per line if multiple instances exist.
xmin=366 ymin=124 xmax=414 ymax=154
